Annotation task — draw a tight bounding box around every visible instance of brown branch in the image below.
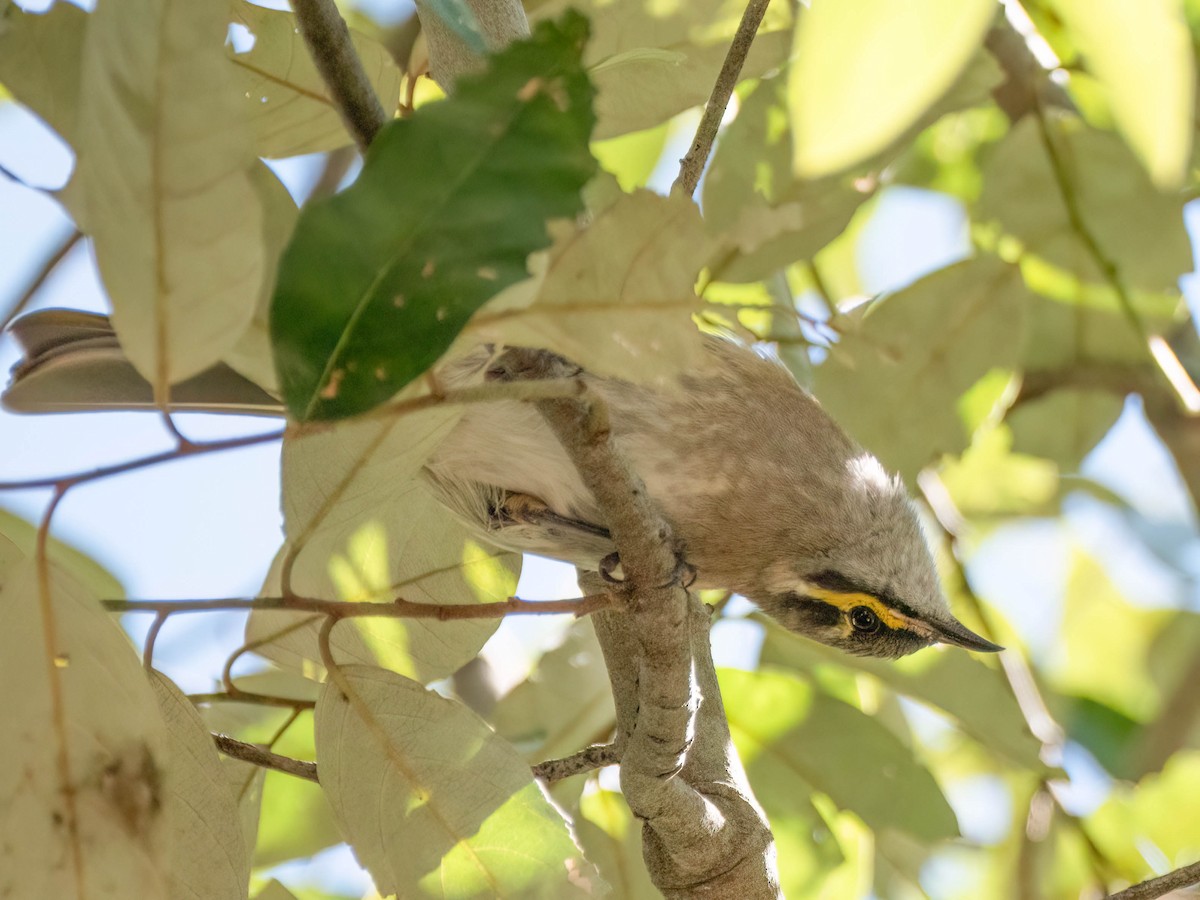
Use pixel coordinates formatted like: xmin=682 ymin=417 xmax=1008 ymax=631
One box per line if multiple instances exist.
xmin=214 ymin=733 xmax=319 ymax=783
xmin=292 ymin=0 xmax=388 ymax=151
xmin=1105 ymin=860 xmax=1200 ymax=900
xmin=0 ymin=429 xmax=284 ymax=492
xmin=103 ymin=593 xmax=616 ymax=620
xmin=673 ymin=0 xmax=772 ymax=197
xmin=533 ymin=742 xmax=620 ymax=784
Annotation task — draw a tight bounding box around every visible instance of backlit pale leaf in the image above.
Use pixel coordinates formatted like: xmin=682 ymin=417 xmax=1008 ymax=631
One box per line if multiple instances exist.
xmin=0 ymin=540 xmax=170 ymax=898
xmin=1049 ymin=0 xmax=1193 ymax=188
xmin=79 ymin=0 xmax=262 ymax=390
xmin=150 ymin=671 xmax=249 ymax=900
xmin=532 ymin=0 xmax=794 ymax=139
xmin=790 ymin=0 xmax=994 ymax=177
xmin=245 ymin=403 xmax=518 ymax=682
xmin=315 ymin=665 xmax=595 ymax=897
xmin=228 ymin=1 xmax=402 ymax=158
xmin=978 ymin=119 xmax=1192 ymax=292
xmin=494 ymin=621 xmax=615 ymax=762
xmin=467 ymin=188 xmax=709 ymax=382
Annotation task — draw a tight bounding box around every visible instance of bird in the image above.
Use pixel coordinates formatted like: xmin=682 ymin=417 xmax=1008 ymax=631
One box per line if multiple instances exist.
xmin=4 ymin=309 xmax=1001 ymax=659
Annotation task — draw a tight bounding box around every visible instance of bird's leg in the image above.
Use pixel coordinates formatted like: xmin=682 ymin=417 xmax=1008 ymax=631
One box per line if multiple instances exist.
xmin=493 ymin=491 xmax=611 ymax=540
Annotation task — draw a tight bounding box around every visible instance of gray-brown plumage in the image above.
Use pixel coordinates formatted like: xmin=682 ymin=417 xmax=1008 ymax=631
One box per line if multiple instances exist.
xmin=426 ymin=340 xmax=1001 ymax=658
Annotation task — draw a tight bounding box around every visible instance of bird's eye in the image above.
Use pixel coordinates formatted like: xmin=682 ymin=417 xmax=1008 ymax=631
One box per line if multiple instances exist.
xmin=849 ymin=606 xmax=880 ymax=633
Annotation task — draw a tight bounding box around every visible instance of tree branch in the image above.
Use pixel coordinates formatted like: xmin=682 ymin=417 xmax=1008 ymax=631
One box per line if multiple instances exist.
xmin=672 ymin=0 xmax=772 ymax=197
xmin=1105 ymin=859 xmax=1200 ymax=900
xmin=292 ymin=0 xmax=388 ymax=152
xmin=533 ymin=742 xmax=620 ymax=783
xmin=103 ymin=593 xmax=616 ymax=620
xmin=214 ymin=733 xmax=319 ymax=783
xmin=494 ymin=348 xmax=780 ymax=897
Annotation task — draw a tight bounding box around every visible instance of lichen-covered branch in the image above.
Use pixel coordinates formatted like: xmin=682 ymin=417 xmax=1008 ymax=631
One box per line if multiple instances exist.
xmin=292 ymin=0 xmax=388 ymax=151
xmin=492 ymin=348 xmax=779 ymax=897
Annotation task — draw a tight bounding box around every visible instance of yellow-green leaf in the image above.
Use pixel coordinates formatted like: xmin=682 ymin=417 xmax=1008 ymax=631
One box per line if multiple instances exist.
xmin=315 ymin=666 xmax=595 ymax=898
xmin=1049 ymin=0 xmax=1194 ymax=188
xmin=245 ymin=402 xmax=518 ymax=683
xmin=790 ymin=0 xmax=995 ymax=177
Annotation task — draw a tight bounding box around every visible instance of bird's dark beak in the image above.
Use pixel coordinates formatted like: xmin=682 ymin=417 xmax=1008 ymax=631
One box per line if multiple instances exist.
xmin=927 ymin=616 xmax=1004 ymax=653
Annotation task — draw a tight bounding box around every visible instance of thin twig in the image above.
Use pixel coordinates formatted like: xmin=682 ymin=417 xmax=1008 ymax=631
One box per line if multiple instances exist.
xmin=103 ymin=593 xmax=617 ymax=620
xmin=292 ymin=0 xmax=388 ymax=151
xmin=1104 ymin=859 xmax=1200 ymax=900
xmin=142 ymin=613 xmax=168 ymax=671
xmin=0 ymin=430 xmax=284 ymax=492
xmin=533 ymin=742 xmax=621 ymax=783
xmin=188 ymin=691 xmax=315 ymax=710
xmin=213 ymin=733 xmax=319 ymax=783
xmin=672 ymin=0 xmax=772 ymax=196
xmin=0 ymin=229 xmax=82 ymax=333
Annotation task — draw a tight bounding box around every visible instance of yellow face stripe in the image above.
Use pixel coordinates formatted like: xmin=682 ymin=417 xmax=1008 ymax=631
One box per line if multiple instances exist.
xmin=800 ymin=585 xmax=913 ymax=633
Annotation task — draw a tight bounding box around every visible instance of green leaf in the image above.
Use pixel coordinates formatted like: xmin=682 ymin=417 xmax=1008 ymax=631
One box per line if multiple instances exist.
xmin=532 ymin=0 xmax=794 ymax=139
xmin=79 ymin=0 xmax=263 ymax=390
xmin=270 ymin=13 xmax=597 ymax=422
xmin=0 ymin=538 xmax=170 ymax=898
xmin=228 ymin=1 xmax=403 ymax=159
xmin=0 ymin=1 xmax=87 ymax=145
xmin=758 ymin=619 xmax=1046 ymax=771
xmin=1047 ymin=0 xmax=1194 ymax=188
xmin=245 ymin=402 xmax=519 ymax=682
xmin=314 ymin=666 xmax=595 ymax=897
xmin=719 ymin=667 xmax=960 ymax=844
xmin=789 ymin=0 xmax=995 ymax=177
xmin=150 ymin=671 xmax=250 ymax=900
xmin=493 ymin=620 xmax=615 ymax=762
xmin=978 ymin=118 xmax=1192 ymax=293
xmin=814 ymin=256 xmax=1029 ymax=483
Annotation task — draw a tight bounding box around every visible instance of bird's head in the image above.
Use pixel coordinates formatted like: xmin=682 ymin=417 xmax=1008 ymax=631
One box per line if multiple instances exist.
xmin=756 ymin=455 xmax=1002 ymax=659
